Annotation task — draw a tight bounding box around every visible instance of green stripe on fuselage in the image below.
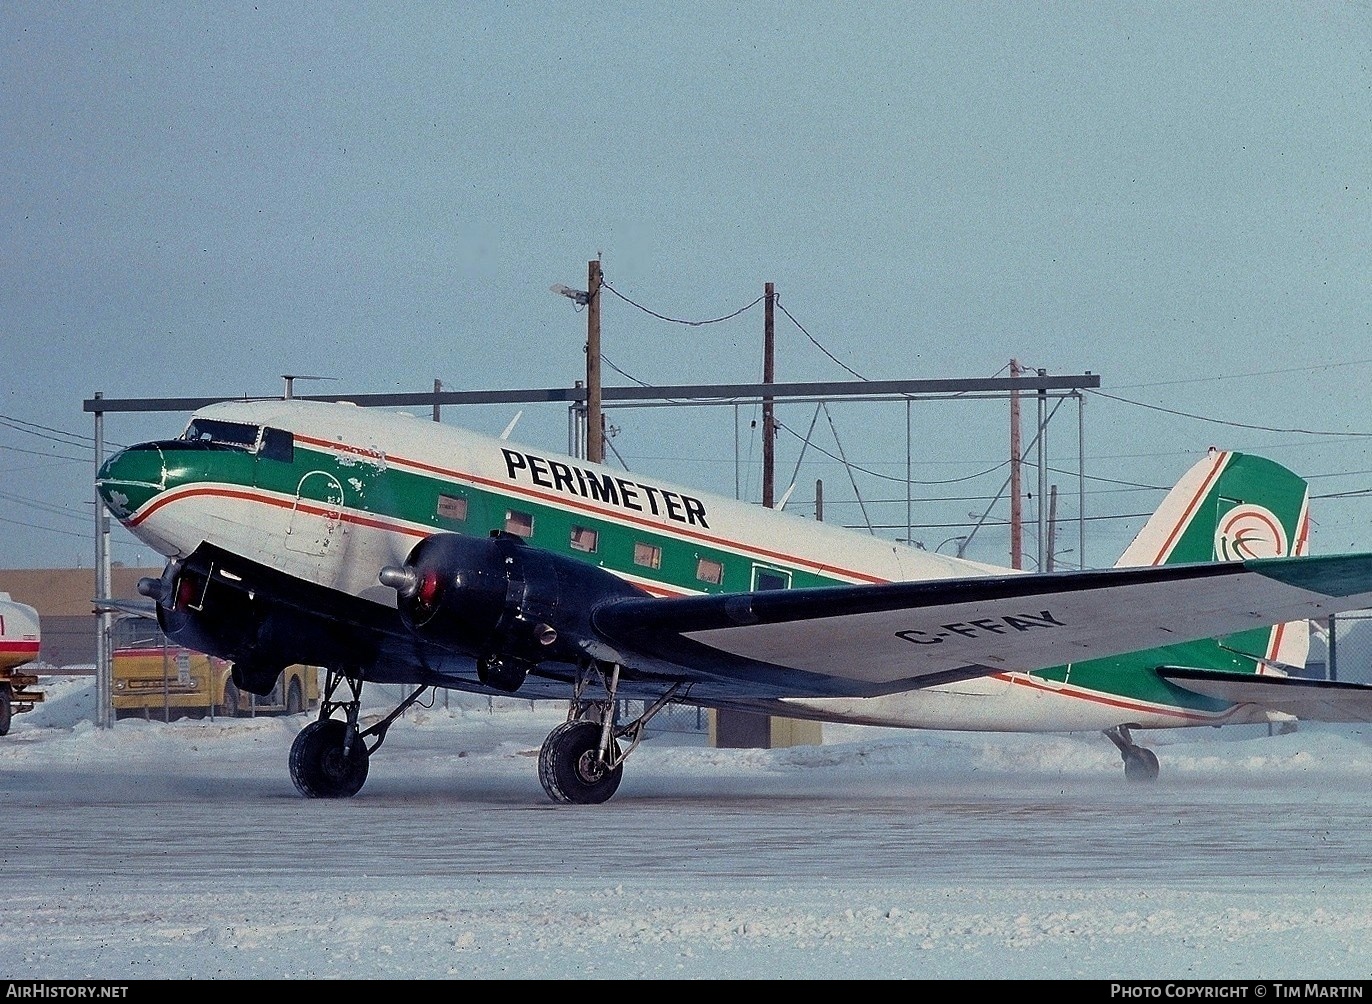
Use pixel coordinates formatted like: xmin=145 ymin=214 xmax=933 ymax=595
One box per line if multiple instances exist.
xmin=1027 ymin=638 xmax=1260 ymax=713
xmin=224 ymin=441 xmax=835 ymax=595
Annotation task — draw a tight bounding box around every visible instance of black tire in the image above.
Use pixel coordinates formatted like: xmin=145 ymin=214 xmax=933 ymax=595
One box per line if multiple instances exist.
xmin=289 ymin=719 xmax=369 ymax=798
xmin=285 ymin=677 xmax=304 ymax=716
xmin=1123 ymin=746 xmax=1160 ymax=782
xmin=0 ymin=684 xmax=12 ymax=737
xmin=538 ymin=720 xmax=623 ymax=805
xmin=220 ymin=680 xmax=240 ymax=718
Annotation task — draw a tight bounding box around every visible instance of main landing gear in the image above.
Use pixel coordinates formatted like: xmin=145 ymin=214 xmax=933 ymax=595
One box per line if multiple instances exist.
xmin=1104 ymin=724 xmax=1160 ymax=782
xmin=288 ymin=668 xmax=428 ymax=798
xmin=538 ymin=660 xmax=683 ymax=804
xmin=288 ymin=660 xmax=682 ymax=804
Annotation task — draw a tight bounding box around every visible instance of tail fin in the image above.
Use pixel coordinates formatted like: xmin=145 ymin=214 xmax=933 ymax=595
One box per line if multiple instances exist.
xmin=1115 ymin=449 xmax=1312 ymax=673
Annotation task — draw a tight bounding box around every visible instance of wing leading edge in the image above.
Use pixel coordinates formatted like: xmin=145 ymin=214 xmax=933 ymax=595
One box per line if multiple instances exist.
xmin=590 ymin=553 xmax=1372 ymax=697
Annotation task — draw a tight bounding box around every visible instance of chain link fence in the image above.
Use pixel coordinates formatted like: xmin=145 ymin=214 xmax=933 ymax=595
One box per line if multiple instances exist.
xmin=1314 ymin=611 xmax=1372 ymax=685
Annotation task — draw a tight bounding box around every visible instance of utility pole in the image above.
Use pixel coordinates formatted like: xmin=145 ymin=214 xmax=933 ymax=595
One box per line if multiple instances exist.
xmin=93 ymin=392 xmax=111 ymax=729
xmin=1037 ymin=368 xmax=1049 ymax=573
xmin=1009 ymin=359 xmax=1023 ymax=569
xmin=717 ymin=281 xmax=783 ymax=753
xmin=762 ymin=281 xmax=776 ymax=507
xmin=586 ymin=259 xmax=604 ymax=464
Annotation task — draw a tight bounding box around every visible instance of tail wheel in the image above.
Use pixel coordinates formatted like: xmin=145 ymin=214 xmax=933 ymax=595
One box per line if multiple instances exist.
xmin=290 ymin=718 xmax=369 ymax=798
xmin=538 ymin=720 xmax=623 ymax=805
xmin=1123 ymin=746 xmax=1160 ymax=782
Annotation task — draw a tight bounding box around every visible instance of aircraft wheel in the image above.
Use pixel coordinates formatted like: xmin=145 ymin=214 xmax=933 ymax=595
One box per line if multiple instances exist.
xmin=1123 ymin=746 xmax=1160 ymax=782
xmin=538 ymin=720 xmax=623 ymax=805
xmin=0 ymin=684 xmax=11 ymax=736
xmin=290 ymin=718 xmax=369 ymax=798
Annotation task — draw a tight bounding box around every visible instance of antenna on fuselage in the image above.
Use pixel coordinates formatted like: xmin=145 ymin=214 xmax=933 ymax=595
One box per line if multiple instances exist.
xmin=281 ymin=374 xmax=338 ymax=400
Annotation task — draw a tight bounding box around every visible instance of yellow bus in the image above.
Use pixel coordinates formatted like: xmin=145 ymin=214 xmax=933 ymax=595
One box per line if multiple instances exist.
xmin=111 ymin=615 xmax=319 ymax=722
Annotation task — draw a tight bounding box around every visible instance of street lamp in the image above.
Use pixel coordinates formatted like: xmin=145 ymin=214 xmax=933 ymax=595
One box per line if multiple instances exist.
xmin=550 ymin=284 xmax=589 ymax=307
xmin=936 ymin=535 xmax=970 ymax=557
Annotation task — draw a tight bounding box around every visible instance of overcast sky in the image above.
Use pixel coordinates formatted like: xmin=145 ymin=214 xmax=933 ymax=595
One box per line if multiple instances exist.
xmin=2 ymin=2 xmax=1368 ymax=570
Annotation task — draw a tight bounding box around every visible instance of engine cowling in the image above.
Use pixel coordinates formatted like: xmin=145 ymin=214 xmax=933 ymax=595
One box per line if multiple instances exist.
xmin=379 ymin=531 xmax=644 ymax=692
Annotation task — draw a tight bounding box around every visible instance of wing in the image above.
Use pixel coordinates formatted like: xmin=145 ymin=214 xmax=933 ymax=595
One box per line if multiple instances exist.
xmin=591 ymin=553 xmax=1372 ymax=697
xmin=1159 ymin=667 xmax=1372 ymax=723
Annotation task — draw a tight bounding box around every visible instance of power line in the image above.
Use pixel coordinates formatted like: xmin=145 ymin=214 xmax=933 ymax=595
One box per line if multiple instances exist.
xmin=1085 ymin=389 xmax=1372 ymax=437
xmin=1108 ymin=358 xmax=1372 ymax=391
xmin=600 ymin=277 xmax=764 ymax=326
xmin=0 ymin=441 xmax=92 ymax=465
xmin=774 ymin=297 xmax=868 ymax=381
xmin=0 ymin=413 xmax=98 ymax=448
xmin=774 ymin=418 xmax=1009 ymax=484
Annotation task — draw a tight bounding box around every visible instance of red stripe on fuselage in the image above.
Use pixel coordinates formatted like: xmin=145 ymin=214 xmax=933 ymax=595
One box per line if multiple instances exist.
xmin=1001 ymin=672 xmax=1242 ymax=724
xmin=124 ymin=455 xmax=1235 ymax=721
xmin=189 ymin=437 xmax=890 ymax=584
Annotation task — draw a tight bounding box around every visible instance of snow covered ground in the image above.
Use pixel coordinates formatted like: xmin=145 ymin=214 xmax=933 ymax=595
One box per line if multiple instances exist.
xmin=3 ymin=674 xmax=1371 ymax=981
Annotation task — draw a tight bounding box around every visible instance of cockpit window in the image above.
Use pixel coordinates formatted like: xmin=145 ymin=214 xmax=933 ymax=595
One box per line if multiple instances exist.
xmin=181 ymin=419 xmax=260 ymax=449
xmin=259 ymin=427 xmax=294 ymax=462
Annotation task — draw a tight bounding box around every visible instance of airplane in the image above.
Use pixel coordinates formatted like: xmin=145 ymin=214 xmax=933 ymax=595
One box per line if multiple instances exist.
xmin=94 ymin=397 xmax=1372 ymax=803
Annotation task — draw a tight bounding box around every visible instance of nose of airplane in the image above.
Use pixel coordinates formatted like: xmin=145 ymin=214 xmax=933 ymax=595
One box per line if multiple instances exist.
xmin=96 ymin=443 xmax=168 ymax=521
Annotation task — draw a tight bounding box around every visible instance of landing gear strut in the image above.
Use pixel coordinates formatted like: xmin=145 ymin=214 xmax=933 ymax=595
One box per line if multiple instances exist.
xmin=537 ymin=660 xmax=682 ymax=805
xmin=1104 ymin=724 xmax=1160 ymax=782
xmin=288 ymin=668 xmax=430 ymax=799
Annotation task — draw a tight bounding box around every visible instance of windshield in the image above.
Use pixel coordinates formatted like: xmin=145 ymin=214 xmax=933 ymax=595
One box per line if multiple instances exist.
xmin=181 ymin=418 xmax=260 ymax=448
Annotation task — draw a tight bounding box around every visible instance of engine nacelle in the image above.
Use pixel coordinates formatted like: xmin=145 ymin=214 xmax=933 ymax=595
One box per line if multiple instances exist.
xmin=137 ymin=546 xmax=376 ymax=696
xmin=138 ymin=558 xmax=290 ymax=696
xmin=379 ymin=531 xmax=643 ymax=692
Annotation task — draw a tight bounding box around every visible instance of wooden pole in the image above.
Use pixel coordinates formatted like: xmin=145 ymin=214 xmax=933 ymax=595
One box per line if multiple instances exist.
xmin=1010 ymin=359 xmax=1023 ymax=569
xmin=586 ymin=260 xmax=603 ymax=463
xmin=762 ymin=282 xmax=776 ymax=507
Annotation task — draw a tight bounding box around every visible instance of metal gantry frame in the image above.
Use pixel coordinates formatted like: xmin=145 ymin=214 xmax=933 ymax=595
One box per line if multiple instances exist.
xmin=83 ymin=371 xmax=1099 ymax=728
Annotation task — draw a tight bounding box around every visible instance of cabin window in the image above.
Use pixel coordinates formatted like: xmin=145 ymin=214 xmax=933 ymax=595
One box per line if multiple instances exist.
xmin=753 ymin=567 xmax=791 ymax=591
xmin=633 ymin=541 xmax=662 ymax=569
xmin=437 ymin=494 xmax=468 ymax=522
xmin=259 ymin=427 xmax=294 ymax=462
xmin=570 ymin=525 xmax=598 ymax=553
xmin=505 ymin=509 xmax=534 ymax=537
xmin=696 ymin=557 xmax=724 ymax=585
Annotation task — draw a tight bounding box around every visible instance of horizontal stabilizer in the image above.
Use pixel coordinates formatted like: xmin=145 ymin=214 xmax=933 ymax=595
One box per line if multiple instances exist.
xmin=1159 ymin=667 xmax=1372 ymax=723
